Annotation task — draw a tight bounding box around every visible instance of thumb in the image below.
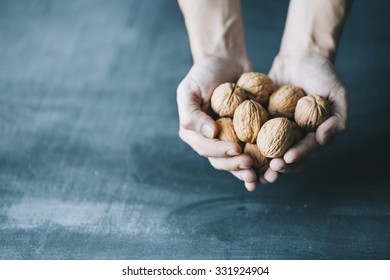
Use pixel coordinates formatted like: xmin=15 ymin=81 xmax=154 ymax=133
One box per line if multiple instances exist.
xmin=176 ymin=79 xmax=217 ymax=138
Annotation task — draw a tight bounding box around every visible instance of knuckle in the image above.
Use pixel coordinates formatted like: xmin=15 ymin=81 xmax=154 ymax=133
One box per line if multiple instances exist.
xmin=338 ymin=121 xmax=348 ymax=133
xmin=228 ymin=162 xmax=241 ymax=172
xmin=180 ymin=117 xmax=192 ymax=130
xmin=196 ymin=147 xmax=207 ymax=157
xmin=288 ymin=151 xmax=299 ymax=163
xmin=208 ymin=158 xmax=221 ymax=170
xmin=193 ymin=144 xmax=208 ymax=158
xmin=243 ymin=171 xmax=256 ymax=183
xmin=242 ymin=155 xmax=253 ymax=167
xmin=178 ymin=127 xmax=185 ymax=141
xmin=229 ymin=171 xmax=240 ymax=180
xmin=177 ymin=80 xmax=196 ymax=99
xmin=176 ymin=81 xmax=187 ymax=97
xmin=265 ymin=170 xmax=278 ymax=182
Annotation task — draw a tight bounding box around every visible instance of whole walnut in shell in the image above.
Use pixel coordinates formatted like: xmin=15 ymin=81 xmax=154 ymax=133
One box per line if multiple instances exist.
xmin=294 ymin=95 xmax=331 ymax=132
xmin=216 ymin=118 xmax=241 ymax=144
xmin=233 ymin=100 xmax=268 ymax=143
xmin=237 ymin=72 xmax=275 ymax=104
xmin=268 ymin=85 xmax=305 ymax=119
xmin=257 ymin=117 xmax=294 ymax=158
xmin=211 ymin=82 xmax=246 ymax=117
xmin=244 ymin=143 xmax=270 ymax=174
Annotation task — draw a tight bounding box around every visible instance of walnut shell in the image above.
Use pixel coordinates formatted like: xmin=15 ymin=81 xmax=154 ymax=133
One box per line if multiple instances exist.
xmin=211 ymin=82 xmax=246 ymax=117
xmin=244 ymin=143 xmax=270 ymax=174
xmin=233 ymin=100 xmax=269 ymax=143
xmin=257 ymin=117 xmax=294 ymax=158
xmin=291 ymin=121 xmax=303 ymax=144
xmin=216 ymin=118 xmax=241 ymax=144
xmin=268 ymin=85 xmax=305 ymax=119
xmin=294 ymin=95 xmax=331 ymax=132
xmin=236 ymin=72 xmax=275 ymax=104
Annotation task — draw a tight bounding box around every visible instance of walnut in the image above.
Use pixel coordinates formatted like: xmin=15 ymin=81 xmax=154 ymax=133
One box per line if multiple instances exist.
xmin=244 ymin=143 xmax=270 ymax=174
xmin=294 ymin=95 xmax=331 ymax=132
xmin=236 ymin=72 xmax=275 ymax=104
xmin=291 ymin=121 xmax=303 ymax=144
xmin=268 ymin=85 xmax=305 ymax=119
xmin=211 ymin=82 xmax=246 ymax=117
xmin=257 ymin=117 xmax=294 ymax=158
xmin=233 ymin=100 xmax=268 ymax=143
xmin=215 ymin=118 xmax=241 ymax=144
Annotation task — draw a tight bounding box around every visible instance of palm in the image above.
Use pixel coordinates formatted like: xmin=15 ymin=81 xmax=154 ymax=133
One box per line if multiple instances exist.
xmin=177 ymin=56 xmax=257 ymax=191
xmin=265 ymin=52 xmax=349 ymax=176
xmin=185 ymin=56 xmax=252 ymax=112
xmin=269 ymin=53 xmax=343 ymax=103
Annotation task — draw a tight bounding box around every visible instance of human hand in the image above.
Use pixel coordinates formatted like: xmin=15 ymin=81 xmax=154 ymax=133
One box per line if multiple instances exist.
xmin=177 ymin=56 xmax=261 ymax=191
xmin=264 ymin=51 xmax=349 ymax=182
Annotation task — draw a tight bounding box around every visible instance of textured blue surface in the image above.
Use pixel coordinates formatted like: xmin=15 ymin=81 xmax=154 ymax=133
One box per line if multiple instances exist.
xmin=0 ymin=0 xmax=389 ymax=259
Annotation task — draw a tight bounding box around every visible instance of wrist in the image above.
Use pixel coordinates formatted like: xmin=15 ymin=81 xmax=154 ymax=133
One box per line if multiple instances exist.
xmin=279 ymin=35 xmax=337 ymax=62
xmin=278 ymin=0 xmax=351 ymax=63
xmin=179 ymin=0 xmax=248 ymax=63
xmin=191 ymin=41 xmax=249 ymax=65
xmin=189 ymin=31 xmax=249 ymax=64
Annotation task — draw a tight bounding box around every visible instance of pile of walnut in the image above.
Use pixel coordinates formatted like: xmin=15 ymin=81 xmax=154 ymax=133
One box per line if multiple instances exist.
xmin=211 ymin=72 xmax=331 ymax=175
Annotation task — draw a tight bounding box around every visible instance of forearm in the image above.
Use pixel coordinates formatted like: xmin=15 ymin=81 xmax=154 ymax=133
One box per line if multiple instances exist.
xmin=279 ymin=0 xmax=353 ymax=62
xmin=178 ymin=0 xmax=248 ymax=63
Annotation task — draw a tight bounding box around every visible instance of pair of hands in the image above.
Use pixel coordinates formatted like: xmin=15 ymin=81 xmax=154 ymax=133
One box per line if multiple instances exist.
xmin=177 ymin=52 xmax=348 ymax=191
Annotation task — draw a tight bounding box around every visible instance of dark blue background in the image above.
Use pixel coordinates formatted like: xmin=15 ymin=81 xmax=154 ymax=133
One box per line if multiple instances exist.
xmin=0 ymin=0 xmax=389 ymax=259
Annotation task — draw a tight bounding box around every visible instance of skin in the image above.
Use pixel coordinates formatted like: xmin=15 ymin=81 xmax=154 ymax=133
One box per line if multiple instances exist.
xmin=177 ymin=0 xmax=352 ymax=191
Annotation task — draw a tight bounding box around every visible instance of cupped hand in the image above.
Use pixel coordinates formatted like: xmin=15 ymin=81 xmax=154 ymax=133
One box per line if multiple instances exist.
xmin=264 ymin=51 xmax=349 ymax=182
xmin=177 ymin=56 xmax=260 ymax=191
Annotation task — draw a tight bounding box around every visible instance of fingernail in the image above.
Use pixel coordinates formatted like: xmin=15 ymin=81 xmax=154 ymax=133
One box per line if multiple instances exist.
xmin=227 ymin=149 xmax=240 ymax=156
xmin=201 ymin=124 xmax=214 ymax=138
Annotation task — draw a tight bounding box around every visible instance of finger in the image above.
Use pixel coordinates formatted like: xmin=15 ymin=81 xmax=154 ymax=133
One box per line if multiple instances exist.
xmin=268 ymin=69 xmax=277 ymax=85
xmin=283 ymin=159 xmax=308 ymax=173
xmin=328 ymin=86 xmax=349 ymax=133
xmin=317 ymin=86 xmax=349 ymax=146
xmin=270 ymin=157 xmax=306 ymax=173
xmin=316 ymin=115 xmax=339 ymax=146
xmin=177 ymin=80 xmax=217 ymax=138
xmin=231 ymin=169 xmax=257 ymax=182
xmin=179 ymin=128 xmax=241 ymax=157
xmin=261 ymin=168 xmax=280 ymax=183
xmin=283 ymin=133 xmax=319 ymax=164
xmin=269 ymin=158 xmax=286 ymax=172
xmin=268 ymin=60 xmax=285 ymax=88
xmin=270 ymin=158 xmax=308 ymax=173
xmin=245 ymin=181 xmax=257 ymax=192
xmin=209 ymin=154 xmax=253 ymax=171
xmin=231 ymin=169 xmax=258 ymax=191
xmin=259 ymin=176 xmax=268 ymax=185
